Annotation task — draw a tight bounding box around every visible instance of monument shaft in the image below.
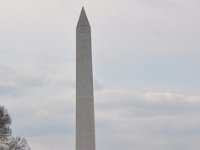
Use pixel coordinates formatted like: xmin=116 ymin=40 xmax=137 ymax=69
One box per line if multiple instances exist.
xmin=76 ymin=8 xmax=96 ymax=150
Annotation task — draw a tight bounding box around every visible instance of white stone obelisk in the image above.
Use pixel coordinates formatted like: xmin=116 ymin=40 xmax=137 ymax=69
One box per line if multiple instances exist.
xmin=76 ymin=7 xmax=96 ymax=150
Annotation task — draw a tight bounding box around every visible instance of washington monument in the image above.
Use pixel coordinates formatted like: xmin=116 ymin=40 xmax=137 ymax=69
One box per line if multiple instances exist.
xmin=76 ymin=7 xmax=96 ymax=150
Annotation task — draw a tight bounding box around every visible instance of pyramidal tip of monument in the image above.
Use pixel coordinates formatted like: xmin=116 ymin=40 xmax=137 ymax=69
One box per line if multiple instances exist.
xmin=77 ymin=7 xmax=90 ymax=30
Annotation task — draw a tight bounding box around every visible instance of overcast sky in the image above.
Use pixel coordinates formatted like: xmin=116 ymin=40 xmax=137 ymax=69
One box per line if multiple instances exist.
xmin=0 ymin=0 xmax=200 ymax=150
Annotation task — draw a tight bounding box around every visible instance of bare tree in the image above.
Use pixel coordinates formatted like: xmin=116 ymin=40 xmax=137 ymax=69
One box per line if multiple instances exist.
xmin=0 ymin=106 xmax=30 ymax=150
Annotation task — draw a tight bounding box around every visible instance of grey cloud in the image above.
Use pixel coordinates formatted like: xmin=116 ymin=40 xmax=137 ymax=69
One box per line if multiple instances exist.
xmin=95 ymin=89 xmax=200 ymax=118
xmin=5 ymin=87 xmax=200 ymax=150
xmin=17 ymin=78 xmax=44 ymax=88
xmin=158 ymin=124 xmax=200 ymax=137
xmin=137 ymin=0 xmax=178 ymax=9
xmin=93 ymin=88 xmax=200 ymax=150
xmin=0 ymin=85 xmax=22 ymax=97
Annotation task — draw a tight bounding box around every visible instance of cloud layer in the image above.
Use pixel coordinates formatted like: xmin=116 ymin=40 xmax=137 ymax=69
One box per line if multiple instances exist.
xmin=0 ymin=0 xmax=200 ymax=149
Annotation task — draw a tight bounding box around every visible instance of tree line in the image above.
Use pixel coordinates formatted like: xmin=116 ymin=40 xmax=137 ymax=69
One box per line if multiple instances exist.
xmin=0 ymin=106 xmax=30 ymax=150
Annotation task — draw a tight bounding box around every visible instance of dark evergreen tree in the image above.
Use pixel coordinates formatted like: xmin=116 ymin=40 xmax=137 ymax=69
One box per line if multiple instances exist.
xmin=0 ymin=106 xmax=12 ymax=139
